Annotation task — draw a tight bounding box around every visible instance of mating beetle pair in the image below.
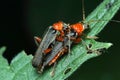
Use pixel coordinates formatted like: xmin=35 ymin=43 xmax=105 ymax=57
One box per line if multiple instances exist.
xmin=32 ymin=21 xmax=89 ymax=74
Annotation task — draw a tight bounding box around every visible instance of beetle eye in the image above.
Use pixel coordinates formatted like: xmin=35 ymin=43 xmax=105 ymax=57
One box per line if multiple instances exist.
xmin=52 ymin=29 xmax=57 ymax=34
xmin=51 ymin=28 xmax=57 ymax=34
xmin=84 ymin=24 xmax=89 ymax=30
xmin=70 ymin=29 xmax=77 ymax=37
xmin=83 ymin=24 xmax=91 ymax=34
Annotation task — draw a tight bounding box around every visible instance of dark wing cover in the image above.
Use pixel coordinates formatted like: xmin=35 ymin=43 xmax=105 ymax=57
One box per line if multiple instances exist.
xmin=43 ymin=37 xmax=71 ymax=66
xmin=43 ymin=30 xmax=78 ymax=66
xmin=32 ymin=26 xmax=58 ymax=67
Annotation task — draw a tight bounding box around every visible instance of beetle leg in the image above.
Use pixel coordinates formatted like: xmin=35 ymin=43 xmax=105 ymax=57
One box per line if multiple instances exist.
xmin=37 ymin=62 xmax=45 ymax=74
xmin=34 ymin=36 xmax=41 ymax=47
xmin=50 ymin=62 xmax=57 ymax=77
xmin=56 ymin=36 xmax=64 ymax=42
xmin=44 ymin=48 xmax=52 ymax=54
xmin=86 ymin=36 xmax=98 ymax=39
xmin=81 ymin=39 xmax=101 ymax=55
xmin=81 ymin=39 xmax=90 ymax=50
xmin=68 ymin=28 xmax=71 ymax=54
xmin=82 ymin=33 xmax=98 ymax=39
xmin=37 ymin=65 xmax=43 ymax=73
xmin=73 ymin=38 xmax=82 ymax=43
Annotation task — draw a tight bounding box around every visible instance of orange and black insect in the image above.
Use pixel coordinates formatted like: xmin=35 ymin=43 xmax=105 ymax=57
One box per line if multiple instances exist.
xmin=32 ymin=21 xmax=68 ymax=73
xmin=37 ymin=22 xmax=89 ymax=75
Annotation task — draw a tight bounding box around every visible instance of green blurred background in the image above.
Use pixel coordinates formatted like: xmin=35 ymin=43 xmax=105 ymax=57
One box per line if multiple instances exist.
xmin=0 ymin=0 xmax=120 ymax=80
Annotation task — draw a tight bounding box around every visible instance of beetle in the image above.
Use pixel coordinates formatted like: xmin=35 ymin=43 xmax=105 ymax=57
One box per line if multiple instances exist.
xmin=37 ymin=22 xmax=89 ymax=75
xmin=32 ymin=21 xmax=69 ymax=73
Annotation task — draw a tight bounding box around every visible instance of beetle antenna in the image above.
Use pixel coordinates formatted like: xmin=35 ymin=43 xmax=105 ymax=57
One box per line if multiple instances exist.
xmin=82 ymin=0 xmax=86 ymax=22
xmin=87 ymin=19 xmax=120 ymax=24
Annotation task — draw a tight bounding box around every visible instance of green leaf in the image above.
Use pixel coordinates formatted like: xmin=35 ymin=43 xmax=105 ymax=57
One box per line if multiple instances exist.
xmin=0 ymin=0 xmax=120 ymax=80
xmin=0 ymin=42 xmax=112 ymax=80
